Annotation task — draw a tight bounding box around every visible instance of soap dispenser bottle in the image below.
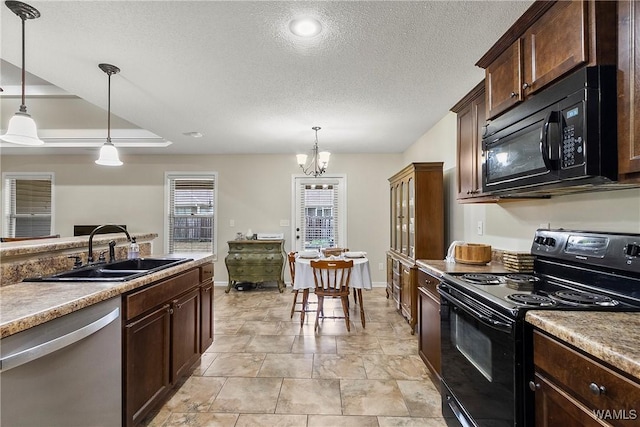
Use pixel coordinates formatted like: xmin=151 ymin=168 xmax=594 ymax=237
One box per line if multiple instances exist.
xmin=128 ymin=237 xmax=140 ymax=259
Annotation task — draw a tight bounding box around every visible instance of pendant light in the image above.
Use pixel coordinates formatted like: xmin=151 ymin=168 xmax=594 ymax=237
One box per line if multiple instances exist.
xmin=95 ymin=63 xmax=123 ymax=166
xmin=0 ymin=1 xmax=43 ymax=145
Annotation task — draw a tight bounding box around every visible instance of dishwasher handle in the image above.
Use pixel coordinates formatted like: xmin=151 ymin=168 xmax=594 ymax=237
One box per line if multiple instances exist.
xmin=0 ymin=307 xmax=120 ymax=373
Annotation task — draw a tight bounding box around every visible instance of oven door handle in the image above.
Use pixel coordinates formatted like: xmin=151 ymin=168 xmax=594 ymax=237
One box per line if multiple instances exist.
xmin=439 ymin=288 xmax=514 ymax=333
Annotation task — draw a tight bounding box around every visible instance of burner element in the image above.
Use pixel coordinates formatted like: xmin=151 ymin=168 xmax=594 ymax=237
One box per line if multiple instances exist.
xmin=461 ymin=274 xmax=501 ymax=285
xmin=507 ymin=294 xmax=557 ymax=307
xmin=551 ymin=290 xmax=619 ymax=307
xmin=504 ymin=274 xmax=540 ymax=290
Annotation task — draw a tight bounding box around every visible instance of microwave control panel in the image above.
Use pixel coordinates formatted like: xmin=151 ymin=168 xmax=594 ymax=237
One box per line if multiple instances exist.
xmin=560 ymin=103 xmax=584 ymax=168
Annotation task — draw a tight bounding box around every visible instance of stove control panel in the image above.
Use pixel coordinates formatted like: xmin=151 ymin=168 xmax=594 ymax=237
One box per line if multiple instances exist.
xmin=532 ymin=229 xmax=640 ymax=273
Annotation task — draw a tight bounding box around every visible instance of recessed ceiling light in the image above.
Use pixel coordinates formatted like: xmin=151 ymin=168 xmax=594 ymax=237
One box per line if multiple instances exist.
xmin=289 ymin=17 xmax=322 ymax=37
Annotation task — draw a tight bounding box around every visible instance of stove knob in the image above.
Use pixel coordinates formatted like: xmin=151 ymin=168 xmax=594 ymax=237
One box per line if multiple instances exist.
xmin=547 ymin=238 xmax=556 ymax=247
xmin=535 ymin=236 xmax=545 ymax=244
xmin=625 ymin=244 xmax=640 ymax=257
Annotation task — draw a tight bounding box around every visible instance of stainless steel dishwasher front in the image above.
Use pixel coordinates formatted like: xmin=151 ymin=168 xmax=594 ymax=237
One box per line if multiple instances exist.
xmin=1 ymin=296 xmax=122 ymax=427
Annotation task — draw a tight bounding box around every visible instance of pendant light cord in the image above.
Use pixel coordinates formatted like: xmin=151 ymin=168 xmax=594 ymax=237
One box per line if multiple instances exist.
xmin=19 ymin=15 xmax=27 ymax=113
xmin=107 ymin=71 xmax=112 ymax=143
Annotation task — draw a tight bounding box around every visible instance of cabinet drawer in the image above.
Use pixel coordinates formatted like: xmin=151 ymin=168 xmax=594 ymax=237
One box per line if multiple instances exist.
xmin=533 ymin=330 xmax=640 ymax=413
xmin=227 ymin=264 xmax=282 ymax=276
xmin=228 ymin=243 xmax=282 ymax=253
xmin=417 ymin=269 xmax=439 ymax=298
xmin=124 ymin=268 xmax=200 ymax=320
xmin=226 ymin=254 xmax=282 ymax=264
xmin=200 ymin=263 xmax=213 ymax=282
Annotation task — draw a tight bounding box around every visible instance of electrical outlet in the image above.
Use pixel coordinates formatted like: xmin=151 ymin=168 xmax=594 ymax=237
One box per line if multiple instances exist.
xmin=378 ymin=263 xmax=384 ymax=271
xmin=229 ymin=219 xmax=235 ymax=227
xmin=477 ymin=221 xmax=484 ymax=235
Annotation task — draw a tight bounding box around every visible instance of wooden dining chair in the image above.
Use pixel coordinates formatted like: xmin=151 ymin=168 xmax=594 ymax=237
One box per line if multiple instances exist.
xmin=310 ymin=259 xmax=353 ymax=332
xmin=288 ymin=251 xmax=300 ymax=319
xmin=321 ymin=247 xmax=349 ymax=257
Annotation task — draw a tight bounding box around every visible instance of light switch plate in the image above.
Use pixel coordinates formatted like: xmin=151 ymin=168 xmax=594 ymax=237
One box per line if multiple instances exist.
xmin=477 ymin=221 xmax=484 ymax=235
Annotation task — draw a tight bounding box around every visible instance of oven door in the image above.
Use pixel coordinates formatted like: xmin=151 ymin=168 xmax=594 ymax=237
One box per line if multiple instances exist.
xmin=439 ymin=284 xmax=517 ymax=427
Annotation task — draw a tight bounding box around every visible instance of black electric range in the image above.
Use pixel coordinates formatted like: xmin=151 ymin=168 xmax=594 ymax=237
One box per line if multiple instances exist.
xmin=438 ymin=229 xmax=640 ymax=427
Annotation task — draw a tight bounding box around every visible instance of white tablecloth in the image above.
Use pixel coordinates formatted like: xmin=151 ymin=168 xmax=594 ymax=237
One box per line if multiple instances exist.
xmin=294 ymin=257 xmax=372 ymax=290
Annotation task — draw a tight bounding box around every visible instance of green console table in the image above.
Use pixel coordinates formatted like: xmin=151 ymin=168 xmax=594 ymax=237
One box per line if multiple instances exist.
xmin=224 ymin=239 xmax=286 ymax=293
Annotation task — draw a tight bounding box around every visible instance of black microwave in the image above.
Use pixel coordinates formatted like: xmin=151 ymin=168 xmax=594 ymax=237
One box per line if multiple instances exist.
xmin=482 ymin=66 xmax=617 ymax=196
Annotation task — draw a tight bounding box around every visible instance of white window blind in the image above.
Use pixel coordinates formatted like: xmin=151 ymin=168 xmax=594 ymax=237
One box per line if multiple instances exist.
xmin=294 ymin=176 xmax=346 ymax=251
xmin=166 ymin=173 xmax=217 ymax=254
xmin=3 ymin=173 xmax=53 ymax=238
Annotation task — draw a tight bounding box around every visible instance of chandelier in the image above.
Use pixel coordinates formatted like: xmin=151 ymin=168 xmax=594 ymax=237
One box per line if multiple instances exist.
xmin=296 ymin=126 xmax=330 ymax=177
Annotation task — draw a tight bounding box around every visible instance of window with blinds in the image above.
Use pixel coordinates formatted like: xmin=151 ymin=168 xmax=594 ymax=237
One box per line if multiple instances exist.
xmin=3 ymin=173 xmax=54 ymax=238
xmin=166 ymin=173 xmax=217 ymax=254
xmin=294 ymin=176 xmax=346 ymax=251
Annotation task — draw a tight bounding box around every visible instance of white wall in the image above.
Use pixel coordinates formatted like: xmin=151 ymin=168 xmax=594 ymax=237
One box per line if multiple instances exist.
xmin=404 ymin=113 xmax=640 ymax=252
xmin=0 ymin=153 xmax=402 ymax=284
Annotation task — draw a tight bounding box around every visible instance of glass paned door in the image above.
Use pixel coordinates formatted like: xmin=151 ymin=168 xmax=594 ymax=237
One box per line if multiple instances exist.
xmin=408 ymin=177 xmax=415 ymax=258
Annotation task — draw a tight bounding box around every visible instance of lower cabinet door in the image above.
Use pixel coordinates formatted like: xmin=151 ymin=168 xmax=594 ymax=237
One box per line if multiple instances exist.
xmin=200 ymin=281 xmax=214 ymax=353
xmin=418 ymin=287 xmax=441 ymax=378
xmin=171 ymin=287 xmax=200 ymax=382
xmin=124 ymin=305 xmax=171 ymax=427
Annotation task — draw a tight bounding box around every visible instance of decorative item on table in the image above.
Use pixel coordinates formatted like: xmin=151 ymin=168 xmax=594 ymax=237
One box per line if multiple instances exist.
xmin=298 ymin=250 xmax=320 ymax=259
xmin=502 ymin=251 xmax=535 ymax=272
xmin=322 ymin=247 xmax=347 ymax=257
xmin=454 ymin=243 xmax=492 ymax=265
xmin=235 ymin=232 xmax=244 ymax=240
xmin=245 ymin=229 xmax=253 ymax=240
xmin=344 ymin=251 xmax=366 ymax=258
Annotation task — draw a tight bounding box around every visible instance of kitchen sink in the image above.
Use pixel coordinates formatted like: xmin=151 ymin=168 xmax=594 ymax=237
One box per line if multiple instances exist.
xmin=24 ymin=257 xmax=193 ymax=282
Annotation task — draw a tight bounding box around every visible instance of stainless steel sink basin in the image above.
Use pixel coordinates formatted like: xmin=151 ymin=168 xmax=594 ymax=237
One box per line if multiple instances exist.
xmin=24 ymin=257 xmax=193 ymax=282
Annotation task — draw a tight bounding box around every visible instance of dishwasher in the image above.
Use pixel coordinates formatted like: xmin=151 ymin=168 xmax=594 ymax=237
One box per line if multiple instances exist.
xmin=1 ymin=297 xmax=122 ymax=427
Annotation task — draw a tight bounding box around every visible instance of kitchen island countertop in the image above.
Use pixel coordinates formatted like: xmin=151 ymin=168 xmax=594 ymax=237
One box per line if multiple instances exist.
xmin=527 ymin=310 xmax=640 ymax=381
xmin=0 ymin=252 xmax=213 ymax=338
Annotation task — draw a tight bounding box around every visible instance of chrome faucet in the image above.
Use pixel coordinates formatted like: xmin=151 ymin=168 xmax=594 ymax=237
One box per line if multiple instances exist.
xmin=88 ymin=224 xmax=131 ymax=263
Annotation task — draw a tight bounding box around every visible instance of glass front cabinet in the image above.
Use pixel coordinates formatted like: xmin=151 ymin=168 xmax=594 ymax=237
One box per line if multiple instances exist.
xmin=386 ymin=162 xmax=444 ymax=333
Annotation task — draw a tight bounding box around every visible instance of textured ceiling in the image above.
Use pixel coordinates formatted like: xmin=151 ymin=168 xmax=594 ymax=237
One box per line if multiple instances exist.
xmin=0 ymin=1 xmax=534 ymax=156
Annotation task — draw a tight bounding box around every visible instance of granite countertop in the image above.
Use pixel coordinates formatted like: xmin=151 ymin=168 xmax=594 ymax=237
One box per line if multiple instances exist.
xmin=0 ymin=252 xmax=213 ymax=338
xmin=526 ymin=311 xmax=640 ymax=381
xmin=416 ymin=259 xmax=510 ymax=278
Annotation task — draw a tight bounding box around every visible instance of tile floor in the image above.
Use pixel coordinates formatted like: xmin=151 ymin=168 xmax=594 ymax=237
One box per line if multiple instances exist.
xmin=143 ymin=285 xmax=447 ymax=427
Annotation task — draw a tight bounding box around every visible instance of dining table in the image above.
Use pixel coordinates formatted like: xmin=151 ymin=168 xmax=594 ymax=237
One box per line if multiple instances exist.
xmin=294 ymin=254 xmax=372 ymax=328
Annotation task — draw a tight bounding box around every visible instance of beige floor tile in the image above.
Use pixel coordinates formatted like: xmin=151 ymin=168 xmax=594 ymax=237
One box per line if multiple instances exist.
xmin=213 ymin=320 xmax=241 ymax=335
xmin=378 ymin=337 xmax=420 ymax=356
xmin=236 ymin=320 xmax=282 ymax=335
xmin=209 ymin=377 xmax=282 ymax=413
xmin=245 ymin=335 xmax=295 ymax=353
xmin=341 ymin=379 xmax=409 ymax=416
xmin=378 ymin=416 xmax=448 ymax=427
xmin=308 ymin=414 xmax=379 ymax=427
xmin=235 ymin=413 xmax=308 ymax=427
xmin=396 ymin=379 xmax=442 ymax=418
xmin=163 ymin=376 xmax=227 ymax=412
xmin=257 ymin=353 xmax=314 ymax=378
xmin=362 ymin=354 xmax=431 ymax=380
xmin=163 ymin=412 xmax=239 ymax=426
xmin=276 ymin=378 xmax=342 ymax=415
xmin=292 ymin=335 xmax=337 ymax=354
xmin=206 ymin=334 xmax=252 ymax=353
xmin=202 ymin=352 xmax=266 ymax=377
xmin=336 ymin=335 xmax=383 ymax=354
xmin=190 ymin=352 xmax=218 ymax=376
xmin=312 ymin=354 xmax=367 ymax=379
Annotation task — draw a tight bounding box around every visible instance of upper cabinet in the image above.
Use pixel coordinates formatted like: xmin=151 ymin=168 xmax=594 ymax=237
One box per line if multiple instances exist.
xmin=477 ymin=0 xmax=617 ymax=120
xmin=618 ymin=1 xmax=640 ymax=182
xmin=451 ymin=81 xmax=497 ymax=202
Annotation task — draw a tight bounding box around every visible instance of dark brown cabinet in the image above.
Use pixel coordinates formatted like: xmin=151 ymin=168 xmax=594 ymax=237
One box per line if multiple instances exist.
xmin=618 ymin=1 xmax=640 ymax=183
xmin=199 ymin=263 xmax=214 ymax=353
xmin=124 ymin=305 xmax=171 ymax=427
xmin=387 ymin=163 xmax=444 ymax=333
xmin=417 ymin=269 xmax=441 ymax=380
xmin=123 ymin=267 xmax=209 ymax=427
xmin=477 ymin=0 xmax=617 ymax=119
xmin=531 ymin=330 xmax=640 ymax=427
xmin=451 ymin=81 xmax=497 ymax=202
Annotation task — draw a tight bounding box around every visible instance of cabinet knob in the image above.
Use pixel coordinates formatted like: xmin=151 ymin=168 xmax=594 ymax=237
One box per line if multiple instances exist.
xmin=522 ymin=82 xmax=530 ymax=90
xmin=589 ymin=382 xmax=606 ymax=396
xmin=528 ymin=381 xmax=540 ymax=391
xmin=510 ymin=91 xmax=517 ymax=98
